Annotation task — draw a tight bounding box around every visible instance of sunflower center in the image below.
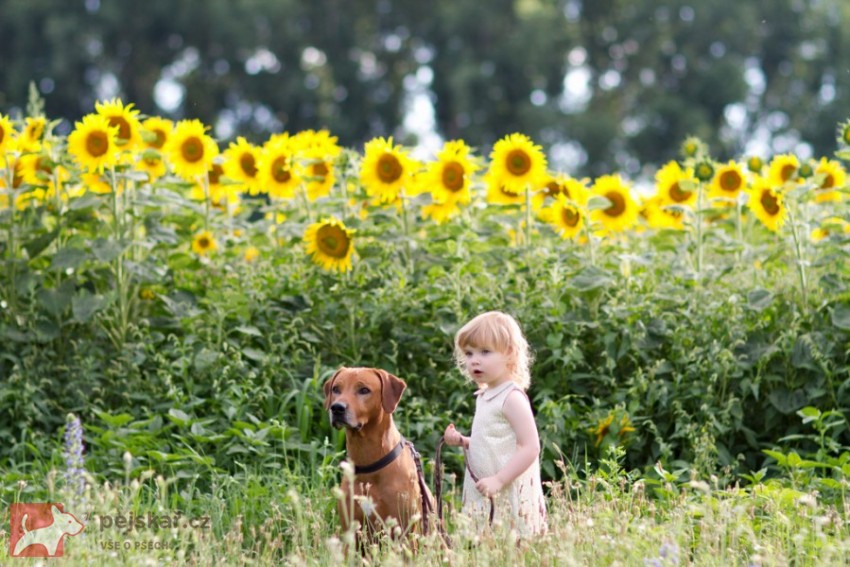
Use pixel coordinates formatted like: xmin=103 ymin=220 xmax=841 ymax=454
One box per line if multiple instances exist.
xmin=181 ymin=137 xmax=204 ymax=163
xmin=544 ymin=181 xmax=560 ymax=197
xmin=198 ymin=237 xmax=211 ymax=249
xmin=561 ymin=206 xmax=580 ymax=227
xmin=312 ymin=162 xmax=329 ymax=179
xmin=720 ymin=170 xmax=742 ymax=192
xmin=271 ymin=157 xmax=292 ymax=183
xmin=240 ymin=153 xmax=258 ymax=177
xmin=209 ymin=163 xmax=223 ymax=185
xmin=442 ymin=161 xmax=465 ymax=192
xmin=377 ymin=153 xmax=403 ymax=184
xmin=821 ymin=174 xmax=835 ymax=189
xmin=506 ymin=149 xmax=531 ymax=176
xmin=780 ymin=164 xmax=796 ymax=182
xmin=760 ymin=190 xmax=780 ymax=216
xmin=86 ymin=131 xmax=110 ymax=157
xmin=603 ymin=191 xmax=626 ymax=217
xmin=36 ymin=157 xmax=53 ymax=175
xmin=316 ymin=224 xmax=350 ymax=258
xmin=28 ymin=122 xmax=45 ymax=141
xmin=0 ymin=126 xmax=5 ymax=144
xmin=669 ymin=182 xmax=689 ymax=202
xmin=108 ymin=116 xmax=132 ymax=145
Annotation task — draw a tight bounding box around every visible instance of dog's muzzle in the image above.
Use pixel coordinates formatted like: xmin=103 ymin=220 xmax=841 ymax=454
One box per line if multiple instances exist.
xmin=329 ymin=403 xmax=361 ymax=430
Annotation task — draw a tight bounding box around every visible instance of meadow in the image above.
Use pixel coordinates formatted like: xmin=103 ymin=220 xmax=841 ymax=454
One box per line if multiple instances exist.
xmin=1 ymin=94 xmax=849 ymax=564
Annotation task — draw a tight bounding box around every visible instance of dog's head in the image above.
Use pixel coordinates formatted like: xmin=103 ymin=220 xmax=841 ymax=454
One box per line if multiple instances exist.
xmin=323 ymin=367 xmax=406 ymax=431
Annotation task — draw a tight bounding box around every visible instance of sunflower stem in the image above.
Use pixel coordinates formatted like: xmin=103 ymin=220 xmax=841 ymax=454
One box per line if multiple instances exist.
xmin=584 ymin=212 xmax=596 ymax=267
xmin=3 ymin=151 xmax=18 ymax=312
xmin=524 ymin=184 xmax=533 ymax=261
xmin=201 ymin=173 xmax=211 ymax=232
xmin=399 ymin=191 xmax=414 ymax=276
xmin=109 ymin=166 xmax=129 ymax=348
xmin=787 ymin=198 xmax=809 ymax=309
xmin=695 ymin=181 xmax=705 ymax=281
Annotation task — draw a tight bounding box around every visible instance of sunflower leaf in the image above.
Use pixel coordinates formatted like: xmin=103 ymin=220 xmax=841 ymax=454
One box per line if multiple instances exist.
xmin=746 ymin=289 xmax=773 ymax=311
xmin=831 ymin=305 xmax=850 ymax=330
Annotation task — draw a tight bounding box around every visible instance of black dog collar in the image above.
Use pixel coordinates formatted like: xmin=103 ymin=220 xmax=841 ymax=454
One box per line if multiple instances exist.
xmin=353 ymin=438 xmax=405 ymax=475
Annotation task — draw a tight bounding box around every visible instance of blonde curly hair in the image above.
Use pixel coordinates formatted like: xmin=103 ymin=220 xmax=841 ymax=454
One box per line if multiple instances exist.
xmin=453 ymin=311 xmax=534 ymax=390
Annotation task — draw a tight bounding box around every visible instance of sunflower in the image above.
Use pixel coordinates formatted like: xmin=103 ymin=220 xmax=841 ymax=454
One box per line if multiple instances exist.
xmin=422 ymin=140 xmax=480 ymax=206
xmin=304 ymin=217 xmax=355 ymax=273
xmin=67 ymin=113 xmax=120 ymax=173
xmin=592 ymin=411 xmax=636 ymax=447
xmin=767 ymin=154 xmax=800 ymax=188
xmin=136 ymin=153 xmax=167 ymax=182
xmin=811 ymin=217 xmax=850 ymax=242
xmin=545 ymin=196 xmax=585 ymax=239
xmin=533 ymin=173 xmax=589 ymax=211
xmin=655 ymin=160 xmax=697 ymax=207
xmin=680 ymin=136 xmax=707 ymax=160
xmin=747 ymin=156 xmax=765 ymax=174
xmin=709 ymin=160 xmax=747 ymax=203
xmin=485 ymin=172 xmax=525 ymax=206
xmin=257 ymin=134 xmax=301 ymax=200
xmin=747 ymin=176 xmax=786 ymax=232
xmin=590 ymin=174 xmax=639 ymax=234
xmin=294 ymin=129 xmax=341 ymax=201
xmin=812 ymin=157 xmax=846 ymax=203
xmin=141 ymin=116 xmax=173 ymax=151
xmin=243 ymin=246 xmax=260 ymax=262
xmin=360 ymin=136 xmax=416 ymax=203
xmin=421 ymin=200 xmax=463 ymax=224
xmin=223 ymin=136 xmax=262 ymax=195
xmin=165 ymin=119 xmax=219 ymax=181
xmin=640 ymin=196 xmax=686 ymax=231
xmin=20 ymin=116 xmax=47 ymax=151
xmin=191 ymin=230 xmax=218 ymax=255
xmin=95 ymin=98 xmax=142 ymax=150
xmin=0 ymin=113 xmax=16 ymax=154
xmin=487 ymin=133 xmax=547 ymax=196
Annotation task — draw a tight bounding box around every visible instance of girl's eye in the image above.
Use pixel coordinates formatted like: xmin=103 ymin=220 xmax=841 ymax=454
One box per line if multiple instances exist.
xmin=358 ymin=387 xmax=371 ymax=395
xmin=481 ymin=349 xmax=490 ymax=354
xmin=464 ymin=351 xmax=472 ymax=357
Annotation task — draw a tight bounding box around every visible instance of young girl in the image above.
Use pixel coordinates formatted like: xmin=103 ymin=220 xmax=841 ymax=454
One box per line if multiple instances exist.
xmin=443 ymin=311 xmax=547 ymax=537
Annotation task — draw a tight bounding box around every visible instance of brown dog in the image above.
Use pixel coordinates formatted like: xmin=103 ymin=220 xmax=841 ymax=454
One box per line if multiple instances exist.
xmin=324 ymin=367 xmax=435 ymax=542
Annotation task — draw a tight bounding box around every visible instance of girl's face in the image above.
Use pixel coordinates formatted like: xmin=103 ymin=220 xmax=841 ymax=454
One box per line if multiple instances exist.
xmin=461 ymin=344 xmax=512 ymax=388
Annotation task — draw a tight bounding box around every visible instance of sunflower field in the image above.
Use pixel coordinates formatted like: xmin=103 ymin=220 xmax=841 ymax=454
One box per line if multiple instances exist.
xmin=2 ymin=93 xmax=850 ymax=563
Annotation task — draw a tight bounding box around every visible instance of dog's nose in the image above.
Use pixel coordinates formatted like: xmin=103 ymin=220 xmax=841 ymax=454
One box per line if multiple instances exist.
xmin=330 ymin=402 xmax=346 ymax=414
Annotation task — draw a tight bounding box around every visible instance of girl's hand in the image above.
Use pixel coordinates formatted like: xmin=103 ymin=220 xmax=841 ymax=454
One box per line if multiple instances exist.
xmin=444 ymin=424 xmax=463 ymax=447
xmin=475 ymin=476 xmax=504 ymax=498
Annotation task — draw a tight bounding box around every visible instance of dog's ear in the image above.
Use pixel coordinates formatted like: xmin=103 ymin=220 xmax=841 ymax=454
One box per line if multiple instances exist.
xmin=323 ymin=367 xmax=345 ymax=410
xmin=375 ymin=369 xmax=406 ymax=414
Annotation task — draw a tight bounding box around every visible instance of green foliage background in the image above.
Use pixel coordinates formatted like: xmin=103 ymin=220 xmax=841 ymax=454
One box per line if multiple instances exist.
xmin=2 ymin=171 xmax=849 ymax=489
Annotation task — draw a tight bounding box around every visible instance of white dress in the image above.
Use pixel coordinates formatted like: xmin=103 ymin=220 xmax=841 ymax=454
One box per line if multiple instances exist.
xmin=462 ymin=380 xmax=547 ymax=537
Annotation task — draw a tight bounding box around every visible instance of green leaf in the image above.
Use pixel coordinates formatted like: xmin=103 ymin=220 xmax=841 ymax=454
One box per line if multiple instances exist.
xmin=234 ymin=325 xmax=263 ymax=337
xmin=72 ymin=292 xmax=109 ymax=323
xmin=94 ymin=410 xmax=135 ymax=428
xmin=570 ymin=267 xmax=612 ymax=292
xmin=167 ymin=408 xmax=192 ymax=426
xmin=50 ymin=247 xmax=88 ymax=270
xmin=746 ymin=289 xmax=773 ymax=311
xmin=68 ymin=192 xmax=102 ymax=210
xmin=831 ymin=305 xmax=850 ymax=330
xmin=23 ymin=228 xmax=60 ymax=259
xmin=768 ymin=389 xmax=808 ymax=415
xmin=586 ymin=195 xmax=613 ymax=211
xmin=91 ymin=238 xmax=127 ymax=263
xmin=762 ymin=449 xmax=788 ymax=466
xmin=193 ymin=349 xmax=219 ymax=372
xmin=37 ymin=287 xmax=72 ymax=317
xmin=242 ymin=347 xmax=266 ymax=362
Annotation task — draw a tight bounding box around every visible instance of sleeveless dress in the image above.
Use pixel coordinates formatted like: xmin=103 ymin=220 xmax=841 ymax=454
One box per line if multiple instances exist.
xmin=461 ymin=380 xmax=547 ymax=537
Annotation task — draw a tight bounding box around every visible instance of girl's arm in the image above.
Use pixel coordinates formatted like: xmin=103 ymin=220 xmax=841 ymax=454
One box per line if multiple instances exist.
xmin=475 ymin=390 xmax=541 ymax=496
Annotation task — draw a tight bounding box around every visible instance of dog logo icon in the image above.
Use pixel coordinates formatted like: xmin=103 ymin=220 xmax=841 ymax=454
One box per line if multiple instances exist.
xmin=9 ymin=503 xmax=85 ymax=557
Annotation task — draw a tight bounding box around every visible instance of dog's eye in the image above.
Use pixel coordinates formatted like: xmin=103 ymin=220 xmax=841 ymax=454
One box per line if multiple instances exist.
xmin=331 ymin=386 xmax=341 ymax=394
xmin=358 ymin=387 xmax=371 ymax=395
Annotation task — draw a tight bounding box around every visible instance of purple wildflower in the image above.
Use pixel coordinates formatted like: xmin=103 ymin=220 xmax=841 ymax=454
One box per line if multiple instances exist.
xmin=63 ymin=413 xmax=86 ymax=499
